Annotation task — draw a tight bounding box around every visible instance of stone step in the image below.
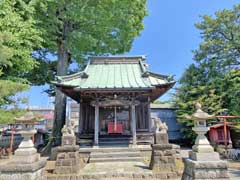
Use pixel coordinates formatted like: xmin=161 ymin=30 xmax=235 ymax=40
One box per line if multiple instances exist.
xmin=90 ymin=156 xmax=142 ymax=163
xmin=80 ymin=148 xmax=138 ymax=153
xmin=99 ymin=140 xmax=130 ymax=145
xmin=90 ymin=151 xmax=141 ymax=158
xmin=99 ymin=137 xmax=131 ymax=141
xmin=79 ymin=146 xmax=151 ymax=153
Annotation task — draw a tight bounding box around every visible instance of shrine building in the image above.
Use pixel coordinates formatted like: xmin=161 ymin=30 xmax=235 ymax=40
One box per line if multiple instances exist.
xmin=53 ymin=56 xmax=175 ymax=146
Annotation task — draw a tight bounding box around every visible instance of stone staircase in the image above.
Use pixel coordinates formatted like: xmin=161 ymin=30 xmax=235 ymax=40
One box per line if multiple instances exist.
xmin=89 ymin=147 xmax=142 ymax=163
xmin=99 ymin=135 xmax=131 ymax=147
xmin=78 ymin=134 xmax=151 ymax=163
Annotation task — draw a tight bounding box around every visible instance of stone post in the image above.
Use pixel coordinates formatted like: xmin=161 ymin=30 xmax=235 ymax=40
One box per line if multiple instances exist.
xmin=0 ymin=128 xmax=46 ymax=180
xmin=149 ymin=117 xmax=177 ymax=177
xmin=182 ymin=103 xmax=229 ymax=180
xmin=54 ymin=121 xmax=80 ymax=174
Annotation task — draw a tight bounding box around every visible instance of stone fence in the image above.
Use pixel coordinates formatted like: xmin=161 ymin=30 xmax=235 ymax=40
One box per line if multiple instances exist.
xmin=0 ymin=135 xmax=23 ymax=149
xmin=223 ymin=148 xmax=240 ymax=160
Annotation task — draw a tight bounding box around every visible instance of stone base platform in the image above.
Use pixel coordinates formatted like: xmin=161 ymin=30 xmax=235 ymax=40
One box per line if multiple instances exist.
xmin=0 ymin=167 xmax=44 ymax=180
xmin=0 ymin=157 xmax=46 ymax=180
xmin=150 ymin=144 xmax=177 ymax=172
xmin=53 ymin=145 xmax=80 ymax=174
xmin=182 ymin=158 xmax=229 ymax=180
xmin=45 ymin=161 xmax=181 ymax=180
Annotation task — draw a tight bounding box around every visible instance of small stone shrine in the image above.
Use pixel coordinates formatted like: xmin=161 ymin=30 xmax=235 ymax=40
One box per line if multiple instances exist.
xmin=0 ymin=112 xmax=46 ymax=180
xmin=54 ymin=120 xmax=80 ymax=174
xmin=150 ymin=117 xmax=177 ymax=173
xmin=182 ymin=103 xmax=229 ymax=180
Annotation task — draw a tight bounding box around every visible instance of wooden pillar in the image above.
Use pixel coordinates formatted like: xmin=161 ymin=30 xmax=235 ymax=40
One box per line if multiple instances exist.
xmin=224 ymin=118 xmax=227 ymax=149
xmin=79 ymin=100 xmax=83 ymax=134
xmin=147 ymin=97 xmax=152 ymax=132
xmin=94 ymin=103 xmax=99 ymax=146
xmin=131 ymin=104 xmax=137 ymax=145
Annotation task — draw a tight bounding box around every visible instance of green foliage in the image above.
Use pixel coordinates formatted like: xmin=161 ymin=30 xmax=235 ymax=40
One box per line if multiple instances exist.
xmin=222 ymin=69 xmax=240 ymax=115
xmin=0 ymin=109 xmax=26 ymax=125
xmin=24 ymin=58 xmax=57 ymax=86
xmin=34 ymin=0 xmax=147 ymax=61
xmin=175 ymin=5 xmax=240 ymax=142
xmin=24 ymin=0 xmax=148 ymax=92
xmin=0 ymin=0 xmax=43 ymax=79
xmin=0 ymin=80 xmax=29 ymax=107
xmin=0 ymin=0 xmax=42 ymax=124
xmin=194 ymin=5 xmax=240 ymax=70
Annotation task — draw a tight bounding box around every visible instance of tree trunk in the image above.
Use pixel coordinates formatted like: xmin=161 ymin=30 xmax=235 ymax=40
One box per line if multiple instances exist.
xmin=52 ymin=22 xmax=69 ymax=146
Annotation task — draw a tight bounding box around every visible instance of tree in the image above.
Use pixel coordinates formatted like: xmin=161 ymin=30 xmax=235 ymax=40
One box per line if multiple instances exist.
xmin=175 ymin=5 xmax=240 ymax=142
xmin=0 ymin=0 xmax=42 ymax=80
xmin=34 ymin=0 xmax=147 ymax=145
xmin=174 ymin=64 xmax=224 ymax=142
xmin=0 ymin=0 xmax=43 ymax=124
xmin=222 ymin=69 xmax=240 ymax=116
xmin=193 ymin=4 xmax=240 ymax=72
xmin=0 ymin=80 xmax=28 ymax=124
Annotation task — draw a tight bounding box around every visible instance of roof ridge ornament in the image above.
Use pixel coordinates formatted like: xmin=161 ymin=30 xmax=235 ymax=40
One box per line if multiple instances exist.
xmin=167 ymin=75 xmax=175 ymax=81
xmin=81 ymin=72 xmax=89 ymax=78
xmin=142 ymin=71 xmax=149 ymax=77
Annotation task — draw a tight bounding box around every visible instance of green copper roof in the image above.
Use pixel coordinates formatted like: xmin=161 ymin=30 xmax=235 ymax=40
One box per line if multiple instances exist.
xmin=53 ymin=56 xmax=175 ymax=91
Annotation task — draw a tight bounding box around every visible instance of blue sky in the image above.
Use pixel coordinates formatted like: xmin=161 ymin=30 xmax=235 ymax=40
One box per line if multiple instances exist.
xmin=25 ymin=0 xmax=239 ymax=107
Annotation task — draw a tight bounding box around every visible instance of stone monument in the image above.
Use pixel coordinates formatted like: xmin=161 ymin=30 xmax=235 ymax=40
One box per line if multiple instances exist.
xmin=0 ymin=112 xmax=46 ymax=180
xmin=150 ymin=117 xmax=177 ymax=174
xmin=182 ymin=103 xmax=229 ymax=179
xmin=54 ymin=120 xmax=80 ymax=174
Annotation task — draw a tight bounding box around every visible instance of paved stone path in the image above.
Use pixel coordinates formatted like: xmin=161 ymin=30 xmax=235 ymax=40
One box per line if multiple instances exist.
xmin=229 ymin=168 xmax=240 ymax=180
xmin=82 ymin=161 xmax=152 ymax=174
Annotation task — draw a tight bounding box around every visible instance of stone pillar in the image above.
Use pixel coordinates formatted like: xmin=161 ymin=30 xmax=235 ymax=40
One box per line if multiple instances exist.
xmin=131 ymin=104 xmax=137 ymax=146
xmin=54 ymin=148 xmax=80 ymax=174
xmin=94 ymin=103 xmax=99 ymax=146
xmin=150 ymin=144 xmax=177 ymax=173
xmin=0 ymin=129 xmax=46 ymax=180
xmin=54 ymin=131 xmax=80 ymax=174
xmin=150 ymin=131 xmax=177 ymax=176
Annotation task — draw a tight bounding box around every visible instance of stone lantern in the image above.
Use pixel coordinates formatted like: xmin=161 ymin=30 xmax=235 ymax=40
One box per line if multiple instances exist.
xmin=190 ymin=103 xmax=215 ymax=155
xmin=0 ymin=112 xmax=46 ymax=180
xmin=182 ymin=103 xmax=229 ymax=180
xmin=13 ymin=112 xmax=39 ymax=163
